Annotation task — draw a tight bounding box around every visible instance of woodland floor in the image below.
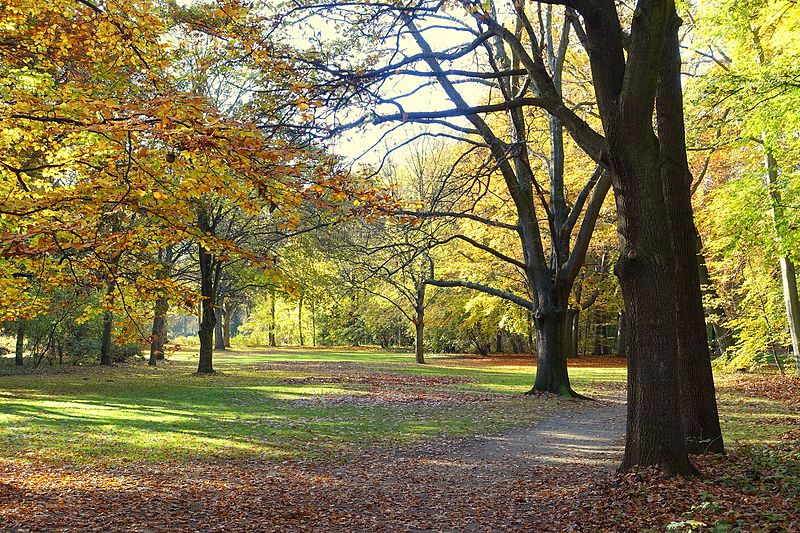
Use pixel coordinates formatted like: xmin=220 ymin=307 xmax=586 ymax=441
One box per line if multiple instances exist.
xmin=0 ymin=350 xmax=798 ymax=532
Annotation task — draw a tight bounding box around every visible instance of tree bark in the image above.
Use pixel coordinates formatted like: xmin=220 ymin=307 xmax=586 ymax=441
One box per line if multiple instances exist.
xmin=657 ymin=16 xmax=724 ymax=454
xmin=149 ymin=296 xmax=168 ymax=366
xmin=15 ymin=321 xmax=25 ymax=366
xmin=100 ymin=281 xmax=114 ymax=366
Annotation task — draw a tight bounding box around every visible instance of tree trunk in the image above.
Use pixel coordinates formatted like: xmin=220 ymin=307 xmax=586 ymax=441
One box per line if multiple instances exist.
xmin=564 ymin=308 xmax=580 ymax=358
xmin=697 ymin=244 xmax=735 ymax=356
xmin=223 ymin=302 xmax=232 ymax=348
xmin=197 ymin=242 xmax=216 ymax=374
xmin=778 ymin=258 xmax=800 ymax=373
xmin=311 ymin=297 xmax=317 ymax=347
xmin=414 ymin=284 xmax=425 ymax=364
xmin=269 ymin=288 xmax=277 ymax=347
xmin=764 ymin=145 xmax=800 ymax=373
xmin=214 ymin=297 xmax=226 ymax=351
xmin=658 ymin=18 xmax=724 ymax=454
xmin=414 ymin=319 xmax=425 ymax=364
xmin=15 ymin=321 xmax=24 ymax=366
xmin=149 ymin=296 xmax=168 ymax=366
xmin=298 ymin=294 xmax=305 ymax=346
xmin=529 ymin=301 xmax=574 ymax=396
xmin=100 ymin=281 xmax=114 ymax=366
xmin=616 ymin=310 xmax=627 ymax=357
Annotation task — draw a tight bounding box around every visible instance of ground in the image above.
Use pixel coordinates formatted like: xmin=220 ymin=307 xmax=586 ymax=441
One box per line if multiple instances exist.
xmin=0 ymin=349 xmax=798 ymax=531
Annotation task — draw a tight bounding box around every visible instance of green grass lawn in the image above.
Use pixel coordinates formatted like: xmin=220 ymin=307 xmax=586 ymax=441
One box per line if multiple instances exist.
xmin=0 ymin=348 xmax=793 ymax=467
xmin=0 ymin=348 xmax=625 ymax=466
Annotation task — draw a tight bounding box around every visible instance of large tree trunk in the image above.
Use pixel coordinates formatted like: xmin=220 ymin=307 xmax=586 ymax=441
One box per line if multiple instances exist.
xmin=15 ymin=321 xmax=24 ymax=366
xmin=149 ymin=296 xmax=168 ymax=366
xmin=657 ymin=18 xmax=724 ymax=454
xmin=197 ymin=242 xmax=216 ymax=374
xmin=577 ymin=0 xmax=693 ymax=475
xmin=100 ymin=281 xmax=114 ymax=366
xmin=529 ymin=297 xmax=574 ymax=396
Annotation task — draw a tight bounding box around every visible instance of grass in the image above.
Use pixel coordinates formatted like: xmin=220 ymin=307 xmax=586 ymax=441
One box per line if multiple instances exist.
xmin=0 ymin=347 xmax=792 ymax=467
xmin=0 ymin=348 xmax=623 ymax=466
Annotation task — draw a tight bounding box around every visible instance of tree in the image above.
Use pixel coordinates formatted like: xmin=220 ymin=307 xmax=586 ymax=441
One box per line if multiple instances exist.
xmin=287 ymin=1 xmax=611 ymax=396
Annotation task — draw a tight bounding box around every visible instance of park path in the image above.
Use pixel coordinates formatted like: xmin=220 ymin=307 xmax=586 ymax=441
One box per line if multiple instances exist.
xmin=468 ymin=394 xmax=627 ymax=468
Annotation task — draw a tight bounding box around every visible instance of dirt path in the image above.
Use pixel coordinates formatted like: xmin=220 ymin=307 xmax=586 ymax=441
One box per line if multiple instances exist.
xmin=470 ymin=395 xmax=626 ymax=468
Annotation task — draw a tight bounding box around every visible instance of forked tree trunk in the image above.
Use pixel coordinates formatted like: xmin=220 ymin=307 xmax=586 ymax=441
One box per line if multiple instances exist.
xmin=149 ymin=296 xmax=168 ymax=366
xmin=658 ymin=18 xmax=724 ymax=454
xmin=15 ymin=322 xmax=24 ymax=366
xmin=197 ymin=243 xmax=215 ymax=374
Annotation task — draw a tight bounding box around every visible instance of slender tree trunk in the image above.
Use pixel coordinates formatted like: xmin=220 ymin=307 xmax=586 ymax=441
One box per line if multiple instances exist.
xmin=214 ymin=297 xmax=226 ymax=351
xmin=697 ymin=243 xmax=735 ymax=356
xmin=764 ymin=145 xmax=800 ymax=372
xmin=298 ymin=295 xmax=305 ymax=346
xmin=414 ymin=284 xmax=425 ymax=364
xmin=311 ymin=297 xmax=317 ymax=347
xmin=223 ymin=302 xmax=232 ymax=348
xmin=197 ymin=242 xmax=216 ymax=374
xmin=269 ymin=288 xmax=277 ymax=347
xmin=15 ymin=321 xmax=25 ymax=366
xmin=564 ymin=308 xmax=580 ymax=358
xmin=616 ymin=310 xmax=627 ymax=357
xmin=100 ymin=281 xmax=114 ymax=366
xmin=149 ymin=296 xmax=168 ymax=366
xmin=658 ymin=18 xmax=724 ymax=454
